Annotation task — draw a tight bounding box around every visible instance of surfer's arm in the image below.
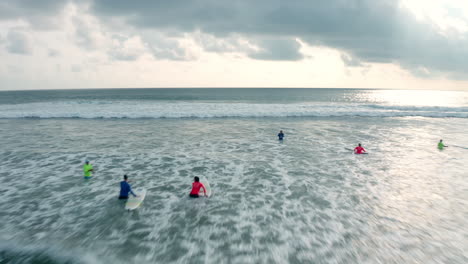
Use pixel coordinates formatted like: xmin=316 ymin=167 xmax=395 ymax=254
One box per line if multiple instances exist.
xmin=201 ymin=184 xmax=207 ymax=196
xmin=129 ymin=186 xmax=137 ymax=197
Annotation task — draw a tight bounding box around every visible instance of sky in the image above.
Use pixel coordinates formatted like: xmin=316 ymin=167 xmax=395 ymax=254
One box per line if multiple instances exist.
xmin=0 ymin=0 xmax=468 ymax=90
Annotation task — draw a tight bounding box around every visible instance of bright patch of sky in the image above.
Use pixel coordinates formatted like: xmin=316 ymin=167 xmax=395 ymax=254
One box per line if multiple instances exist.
xmin=401 ymin=0 xmax=468 ymax=33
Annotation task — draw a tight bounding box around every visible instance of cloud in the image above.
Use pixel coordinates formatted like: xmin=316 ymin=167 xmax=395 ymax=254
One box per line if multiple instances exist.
xmin=89 ymin=0 xmax=468 ymax=78
xmin=6 ymin=29 xmax=32 ymax=54
xmin=48 ymin=49 xmax=60 ymax=57
xmin=8 ymin=64 xmax=23 ymax=73
xmin=0 ymin=0 xmax=70 ymax=29
xmin=72 ymin=14 xmax=107 ymax=50
xmin=107 ymin=35 xmax=147 ymax=61
xmin=135 ymin=31 xmax=199 ymax=61
xmin=341 ymin=54 xmax=364 ymax=67
xmin=248 ymin=38 xmax=303 ymax=61
xmin=1 ymin=0 xmax=468 ymax=88
xmin=71 ymin=64 xmax=81 ymax=72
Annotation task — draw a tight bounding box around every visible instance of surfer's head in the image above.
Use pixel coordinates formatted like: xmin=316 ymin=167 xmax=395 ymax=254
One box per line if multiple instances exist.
xmin=440 ymin=139 xmax=443 ymax=142
xmin=124 ymin=175 xmax=128 ymax=181
xmin=194 ymin=176 xmax=200 ymax=182
xmin=358 ymin=143 xmax=361 ymax=147
xmin=85 ymin=160 xmax=89 ymax=164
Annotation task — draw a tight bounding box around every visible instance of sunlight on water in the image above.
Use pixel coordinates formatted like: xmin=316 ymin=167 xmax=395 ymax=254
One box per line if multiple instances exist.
xmin=363 ymin=90 xmax=468 ymax=106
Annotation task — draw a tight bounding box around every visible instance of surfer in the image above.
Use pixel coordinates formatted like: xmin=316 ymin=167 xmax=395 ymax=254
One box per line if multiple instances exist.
xmin=278 ymin=130 xmax=284 ymax=140
xmin=189 ymin=176 xmax=207 ymax=198
xmin=354 ymin=143 xmax=367 ymax=154
xmin=119 ymin=175 xmax=137 ymax=199
xmin=83 ymin=160 xmax=93 ymax=178
xmin=438 ymin=139 xmax=448 ymax=149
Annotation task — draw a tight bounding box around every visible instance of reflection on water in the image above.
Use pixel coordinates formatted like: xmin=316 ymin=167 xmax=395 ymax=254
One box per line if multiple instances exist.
xmin=359 ymin=89 xmax=468 ymax=106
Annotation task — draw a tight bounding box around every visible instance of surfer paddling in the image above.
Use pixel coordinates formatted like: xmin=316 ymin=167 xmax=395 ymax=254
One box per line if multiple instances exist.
xmin=189 ymin=177 xmax=207 ymax=198
xmin=354 ymin=143 xmax=367 ymax=154
xmin=119 ymin=175 xmax=137 ymax=199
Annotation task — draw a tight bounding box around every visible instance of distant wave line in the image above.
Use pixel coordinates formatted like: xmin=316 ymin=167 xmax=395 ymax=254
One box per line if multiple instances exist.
xmin=0 ymin=101 xmax=467 ymax=119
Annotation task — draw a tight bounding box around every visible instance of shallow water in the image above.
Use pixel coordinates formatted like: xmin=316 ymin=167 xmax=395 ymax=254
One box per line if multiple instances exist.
xmin=1 ymin=115 xmax=467 ymax=263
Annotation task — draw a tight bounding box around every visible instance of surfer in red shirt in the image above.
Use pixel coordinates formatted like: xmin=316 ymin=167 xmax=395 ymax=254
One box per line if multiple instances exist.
xmin=354 ymin=143 xmax=367 ymax=154
xmin=190 ymin=176 xmax=207 ymax=198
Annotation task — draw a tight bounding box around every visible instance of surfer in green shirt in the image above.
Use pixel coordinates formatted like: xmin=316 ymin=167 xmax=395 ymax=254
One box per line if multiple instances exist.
xmin=83 ymin=160 xmax=94 ymax=178
xmin=438 ymin=139 xmax=447 ymax=150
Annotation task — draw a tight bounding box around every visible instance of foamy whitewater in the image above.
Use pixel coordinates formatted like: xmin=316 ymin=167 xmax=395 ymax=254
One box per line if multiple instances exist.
xmin=0 ymin=88 xmax=467 ymax=263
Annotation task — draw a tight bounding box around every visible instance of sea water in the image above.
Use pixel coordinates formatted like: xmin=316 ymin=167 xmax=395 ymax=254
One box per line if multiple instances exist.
xmin=0 ymin=88 xmax=467 ymax=264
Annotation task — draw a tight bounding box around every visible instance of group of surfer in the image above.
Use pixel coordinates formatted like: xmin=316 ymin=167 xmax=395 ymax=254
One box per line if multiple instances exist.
xmin=83 ymin=161 xmax=207 ymax=199
xmin=277 ymin=130 xmax=449 ymax=153
xmin=83 ymin=133 xmax=449 ymax=200
xmin=278 ymin=130 xmax=368 ymax=154
xmin=83 ymin=160 xmax=139 ymax=199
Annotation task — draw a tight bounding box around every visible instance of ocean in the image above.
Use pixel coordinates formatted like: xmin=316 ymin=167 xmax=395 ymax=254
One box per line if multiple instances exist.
xmin=0 ymin=88 xmax=467 ymax=264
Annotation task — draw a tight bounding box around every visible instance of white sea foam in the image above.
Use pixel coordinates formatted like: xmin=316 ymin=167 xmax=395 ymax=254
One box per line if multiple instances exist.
xmin=0 ymin=100 xmax=467 ymax=119
xmin=1 ymin=116 xmax=467 ymax=263
xmin=0 ymin=241 xmax=110 ymax=264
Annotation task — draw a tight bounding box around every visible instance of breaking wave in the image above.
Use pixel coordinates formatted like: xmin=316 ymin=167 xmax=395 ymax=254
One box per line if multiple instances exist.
xmin=0 ymin=100 xmax=467 ymax=119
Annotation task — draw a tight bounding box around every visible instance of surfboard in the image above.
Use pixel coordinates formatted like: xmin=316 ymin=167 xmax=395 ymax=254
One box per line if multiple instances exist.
xmin=125 ymin=188 xmax=146 ymax=210
xmin=200 ymin=178 xmax=212 ymax=198
xmin=453 ymin=145 xmax=468 ymax=149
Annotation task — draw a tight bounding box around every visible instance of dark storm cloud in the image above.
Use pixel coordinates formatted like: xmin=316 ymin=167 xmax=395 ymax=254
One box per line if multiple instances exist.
xmin=90 ymin=0 xmax=468 ymax=77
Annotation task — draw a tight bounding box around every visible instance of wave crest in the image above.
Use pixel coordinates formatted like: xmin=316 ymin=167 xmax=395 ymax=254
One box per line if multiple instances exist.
xmin=0 ymin=101 xmax=467 ymax=119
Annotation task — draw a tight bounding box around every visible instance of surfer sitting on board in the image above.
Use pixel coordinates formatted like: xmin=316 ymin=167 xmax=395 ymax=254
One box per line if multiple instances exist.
xmin=189 ymin=177 xmax=207 ymax=198
xmin=278 ymin=130 xmax=284 ymax=140
xmin=83 ymin=160 xmax=93 ymax=178
xmin=438 ymin=139 xmax=448 ymax=149
xmin=119 ymin=175 xmax=137 ymax=199
xmin=354 ymin=143 xmax=367 ymax=154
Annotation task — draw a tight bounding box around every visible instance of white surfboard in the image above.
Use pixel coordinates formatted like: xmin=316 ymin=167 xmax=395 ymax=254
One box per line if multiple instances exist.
xmin=125 ymin=188 xmax=146 ymax=210
xmin=200 ymin=179 xmax=212 ymax=198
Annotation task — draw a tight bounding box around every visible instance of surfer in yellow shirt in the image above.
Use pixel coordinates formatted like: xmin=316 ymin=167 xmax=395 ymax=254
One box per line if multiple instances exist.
xmin=438 ymin=139 xmax=448 ymax=150
xmin=83 ymin=160 xmax=94 ymax=178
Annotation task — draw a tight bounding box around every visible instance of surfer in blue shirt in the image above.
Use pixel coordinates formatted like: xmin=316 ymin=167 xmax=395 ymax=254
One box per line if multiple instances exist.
xmin=278 ymin=130 xmax=284 ymax=140
xmin=119 ymin=175 xmax=137 ymax=199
